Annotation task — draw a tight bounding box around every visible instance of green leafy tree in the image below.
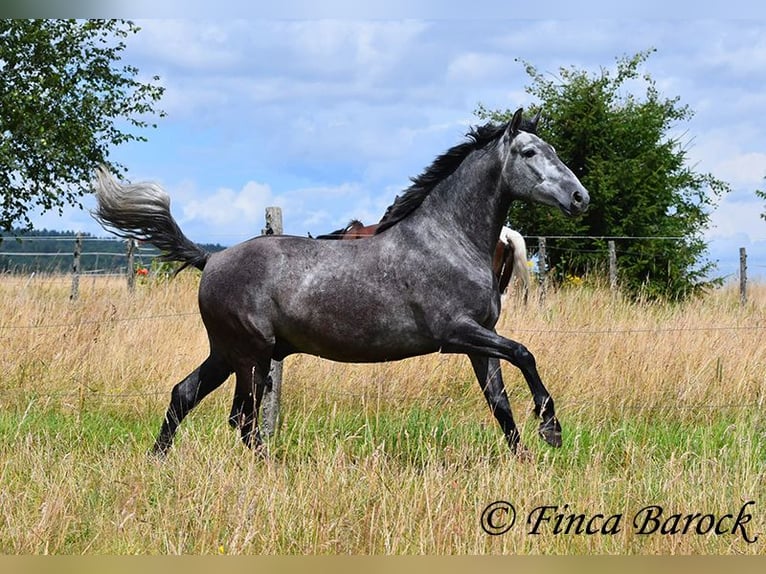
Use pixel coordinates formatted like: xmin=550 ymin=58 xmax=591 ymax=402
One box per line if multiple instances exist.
xmin=0 ymin=19 xmax=165 ymax=231
xmin=477 ymin=49 xmax=730 ymax=300
xmin=757 ymin=182 xmax=766 ymax=222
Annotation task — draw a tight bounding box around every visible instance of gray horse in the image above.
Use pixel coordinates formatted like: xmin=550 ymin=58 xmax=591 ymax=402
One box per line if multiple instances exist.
xmin=92 ymin=108 xmax=589 ymax=458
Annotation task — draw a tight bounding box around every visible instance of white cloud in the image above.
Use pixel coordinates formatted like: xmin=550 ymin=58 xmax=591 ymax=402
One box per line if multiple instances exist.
xmin=171 ymin=179 xmax=381 ymax=241
xmin=181 ymin=181 xmax=275 ymax=228
xmin=686 ymin=127 xmax=766 ymax=189
xmin=127 ymin=20 xmax=437 ymax=121
xmin=131 ymin=20 xmax=244 ymax=70
xmin=21 ymin=19 xmax=766 ymax=282
xmin=278 ymin=20 xmax=428 ymax=76
xmin=714 ymin=153 xmax=766 ymax=188
xmin=707 ymin=195 xmax=766 ymax=241
xmin=706 ymin=27 xmax=766 ymax=77
xmin=446 ymin=52 xmax=508 ymax=82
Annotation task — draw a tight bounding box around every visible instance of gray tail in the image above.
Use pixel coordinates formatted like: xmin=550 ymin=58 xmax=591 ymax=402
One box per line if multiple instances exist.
xmin=91 ymin=166 xmax=209 ymax=272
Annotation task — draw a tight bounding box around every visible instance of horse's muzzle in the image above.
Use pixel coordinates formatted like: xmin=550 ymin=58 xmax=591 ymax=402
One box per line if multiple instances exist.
xmin=566 ymin=187 xmax=589 ymax=216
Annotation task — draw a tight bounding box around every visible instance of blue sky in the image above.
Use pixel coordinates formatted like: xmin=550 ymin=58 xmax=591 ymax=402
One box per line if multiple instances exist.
xmin=30 ymin=16 xmax=766 ymax=281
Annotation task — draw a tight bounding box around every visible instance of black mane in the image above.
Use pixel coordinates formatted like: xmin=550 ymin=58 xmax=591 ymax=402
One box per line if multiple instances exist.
xmin=376 ymin=117 xmax=537 ymax=234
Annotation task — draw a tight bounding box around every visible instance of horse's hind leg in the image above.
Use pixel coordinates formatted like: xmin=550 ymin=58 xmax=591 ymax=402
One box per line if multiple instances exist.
xmin=231 ymin=359 xmax=271 ymax=453
xmin=228 ymin=370 xmax=272 ymax=428
xmin=151 ymin=353 xmax=232 ymax=458
xmin=229 ymin=394 xmax=245 ymax=429
xmin=469 ymin=354 xmax=522 ymax=453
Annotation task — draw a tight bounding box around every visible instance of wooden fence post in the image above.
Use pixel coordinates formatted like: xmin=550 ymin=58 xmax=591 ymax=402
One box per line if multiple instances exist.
xmin=608 ymin=240 xmax=617 ymax=291
xmin=261 ymin=206 xmax=283 ymax=438
xmin=126 ymin=239 xmax=136 ymax=292
xmin=739 ymin=247 xmax=747 ymax=306
xmin=70 ymin=233 xmax=82 ymax=301
xmin=537 ymin=237 xmax=547 ymax=305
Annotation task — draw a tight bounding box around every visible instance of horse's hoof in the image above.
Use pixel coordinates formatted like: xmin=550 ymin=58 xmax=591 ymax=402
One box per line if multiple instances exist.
xmin=148 ymin=443 xmax=170 ymax=461
xmin=241 ymin=428 xmax=265 ymax=452
xmin=539 ymin=417 xmax=562 ymax=447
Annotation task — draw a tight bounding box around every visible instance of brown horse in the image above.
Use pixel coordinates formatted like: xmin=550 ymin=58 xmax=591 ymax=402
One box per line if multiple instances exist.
xmin=318 ymin=219 xmax=528 ymax=300
xmin=314 ymin=219 xmax=378 ymax=240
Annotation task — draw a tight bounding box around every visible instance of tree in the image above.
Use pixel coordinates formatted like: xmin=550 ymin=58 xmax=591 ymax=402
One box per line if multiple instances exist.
xmin=477 ymin=50 xmax=730 ymax=300
xmin=757 ymin=182 xmax=766 ymax=222
xmin=0 ymin=19 xmax=165 ymax=232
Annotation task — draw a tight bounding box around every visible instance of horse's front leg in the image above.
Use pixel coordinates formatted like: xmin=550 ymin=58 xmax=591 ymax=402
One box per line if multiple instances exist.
xmin=468 ymin=354 xmax=522 ymax=453
xmin=442 ymin=319 xmax=562 ymax=448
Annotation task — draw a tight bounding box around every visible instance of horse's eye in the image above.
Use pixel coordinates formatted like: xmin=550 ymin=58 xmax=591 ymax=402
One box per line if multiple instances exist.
xmin=521 ymin=148 xmax=536 ymax=159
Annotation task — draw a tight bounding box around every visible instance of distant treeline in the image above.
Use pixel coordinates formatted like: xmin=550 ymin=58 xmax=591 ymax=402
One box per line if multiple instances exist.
xmin=0 ymin=229 xmax=226 ymax=274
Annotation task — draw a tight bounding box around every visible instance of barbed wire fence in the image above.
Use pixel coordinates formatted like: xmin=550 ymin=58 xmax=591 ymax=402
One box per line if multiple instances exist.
xmin=0 ymin=234 xmax=162 ymax=300
xmin=530 ymin=236 xmax=764 ymax=306
xmin=0 ymin=312 xmax=764 ymax=411
xmin=2 ymin=231 xmax=764 ymax=303
xmin=1 ymin=219 xmax=765 ymax=415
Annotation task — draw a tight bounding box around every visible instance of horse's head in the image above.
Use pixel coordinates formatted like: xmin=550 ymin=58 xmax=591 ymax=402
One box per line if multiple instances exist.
xmin=500 ymin=108 xmax=589 ymax=217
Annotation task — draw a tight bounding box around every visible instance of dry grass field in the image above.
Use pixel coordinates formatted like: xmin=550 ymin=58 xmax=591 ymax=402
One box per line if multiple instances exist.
xmin=0 ymin=272 xmax=764 ymax=554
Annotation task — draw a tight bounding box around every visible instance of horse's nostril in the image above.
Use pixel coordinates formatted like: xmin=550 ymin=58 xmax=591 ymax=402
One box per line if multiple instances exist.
xmin=573 ymin=191 xmax=583 ymax=205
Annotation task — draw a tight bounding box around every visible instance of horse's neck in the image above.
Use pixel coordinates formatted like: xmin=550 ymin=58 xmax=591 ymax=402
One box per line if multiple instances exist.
xmin=421 ymin=150 xmax=510 ymax=257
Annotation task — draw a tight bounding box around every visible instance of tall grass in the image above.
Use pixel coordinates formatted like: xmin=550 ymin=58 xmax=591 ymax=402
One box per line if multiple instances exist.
xmin=0 ymin=273 xmax=764 ymax=553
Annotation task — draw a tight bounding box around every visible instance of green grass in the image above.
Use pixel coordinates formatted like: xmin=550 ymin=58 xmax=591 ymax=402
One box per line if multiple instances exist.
xmin=1 ymin=388 xmax=762 ymax=553
xmin=1 ymin=276 xmax=764 ymax=553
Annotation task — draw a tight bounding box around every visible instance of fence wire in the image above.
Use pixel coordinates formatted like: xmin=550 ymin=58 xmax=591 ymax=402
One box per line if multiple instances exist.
xmin=0 ymin=309 xmax=762 ymax=335
xmin=1 ymin=236 xmax=764 ymax=411
xmin=0 ymin=311 xmax=199 ymax=331
xmin=1 ymin=321 xmax=763 ymax=411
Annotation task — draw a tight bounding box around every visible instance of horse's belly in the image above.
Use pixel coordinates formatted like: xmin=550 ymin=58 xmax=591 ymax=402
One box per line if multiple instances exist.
xmin=316 ymin=337 xmax=439 ymax=363
xmin=277 ymin=315 xmax=440 ymax=363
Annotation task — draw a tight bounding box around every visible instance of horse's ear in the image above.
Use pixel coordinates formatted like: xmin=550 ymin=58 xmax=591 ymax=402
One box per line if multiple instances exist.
xmin=504 ymin=108 xmax=523 ymax=141
xmin=529 ymin=110 xmax=541 ymax=133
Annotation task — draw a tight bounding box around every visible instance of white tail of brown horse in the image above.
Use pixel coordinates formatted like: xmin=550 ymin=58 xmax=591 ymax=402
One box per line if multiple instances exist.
xmin=498 ymin=226 xmax=530 ymax=304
